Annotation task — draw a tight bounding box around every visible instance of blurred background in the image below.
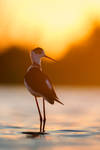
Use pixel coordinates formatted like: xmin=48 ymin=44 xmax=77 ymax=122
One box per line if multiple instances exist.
xmin=0 ymin=0 xmax=100 ymax=86
xmin=0 ymin=1 xmax=100 ymax=149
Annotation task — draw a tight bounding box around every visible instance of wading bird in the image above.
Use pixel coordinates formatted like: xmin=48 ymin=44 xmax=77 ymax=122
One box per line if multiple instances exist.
xmin=24 ymin=47 xmax=63 ymax=133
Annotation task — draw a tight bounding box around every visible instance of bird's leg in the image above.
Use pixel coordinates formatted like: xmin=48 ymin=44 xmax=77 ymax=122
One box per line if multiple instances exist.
xmin=43 ymin=98 xmax=46 ymax=132
xmin=35 ymin=96 xmax=42 ymax=133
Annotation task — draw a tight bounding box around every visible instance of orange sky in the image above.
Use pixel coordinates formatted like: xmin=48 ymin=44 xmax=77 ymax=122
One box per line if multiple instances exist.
xmin=0 ymin=0 xmax=100 ymax=59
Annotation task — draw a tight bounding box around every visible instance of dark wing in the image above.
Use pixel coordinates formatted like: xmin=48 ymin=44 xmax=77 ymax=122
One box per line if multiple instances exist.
xmin=24 ymin=67 xmax=63 ymax=105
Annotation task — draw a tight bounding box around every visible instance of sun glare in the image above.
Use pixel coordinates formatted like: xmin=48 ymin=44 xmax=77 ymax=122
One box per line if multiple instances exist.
xmin=0 ymin=0 xmax=100 ymax=59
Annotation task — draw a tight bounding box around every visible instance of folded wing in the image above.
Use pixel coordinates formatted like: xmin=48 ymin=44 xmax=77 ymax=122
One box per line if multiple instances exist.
xmin=24 ymin=67 xmax=63 ymax=105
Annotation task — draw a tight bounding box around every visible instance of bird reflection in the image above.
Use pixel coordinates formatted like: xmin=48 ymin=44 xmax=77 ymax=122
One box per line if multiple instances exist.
xmin=22 ymin=131 xmax=47 ymax=139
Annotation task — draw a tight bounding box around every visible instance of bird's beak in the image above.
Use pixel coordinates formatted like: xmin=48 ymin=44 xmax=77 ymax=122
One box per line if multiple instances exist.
xmin=44 ymin=55 xmax=57 ymax=62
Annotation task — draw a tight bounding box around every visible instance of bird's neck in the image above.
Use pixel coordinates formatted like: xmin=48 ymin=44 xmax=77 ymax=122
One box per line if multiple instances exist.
xmin=32 ymin=61 xmax=42 ymax=70
xmin=31 ymin=56 xmax=42 ymax=70
xmin=31 ymin=55 xmax=41 ymax=65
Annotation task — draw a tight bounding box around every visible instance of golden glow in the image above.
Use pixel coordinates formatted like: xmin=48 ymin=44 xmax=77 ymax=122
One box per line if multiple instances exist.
xmin=0 ymin=0 xmax=100 ymax=59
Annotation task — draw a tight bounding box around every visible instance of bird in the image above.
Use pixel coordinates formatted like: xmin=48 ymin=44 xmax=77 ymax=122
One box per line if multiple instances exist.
xmin=24 ymin=47 xmax=63 ymax=133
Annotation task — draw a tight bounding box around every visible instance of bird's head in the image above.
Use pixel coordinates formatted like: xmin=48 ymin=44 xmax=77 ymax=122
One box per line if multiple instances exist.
xmin=30 ymin=47 xmax=56 ymax=65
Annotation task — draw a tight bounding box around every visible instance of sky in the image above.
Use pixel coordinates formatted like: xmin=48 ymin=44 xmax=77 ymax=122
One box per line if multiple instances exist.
xmin=0 ymin=0 xmax=100 ymax=59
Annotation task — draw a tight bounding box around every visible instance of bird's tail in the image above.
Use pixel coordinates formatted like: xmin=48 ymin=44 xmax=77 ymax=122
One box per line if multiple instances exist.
xmin=55 ymin=98 xmax=64 ymax=105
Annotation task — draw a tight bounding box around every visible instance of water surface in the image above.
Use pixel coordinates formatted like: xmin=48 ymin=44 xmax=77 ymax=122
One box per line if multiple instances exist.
xmin=0 ymin=86 xmax=100 ymax=150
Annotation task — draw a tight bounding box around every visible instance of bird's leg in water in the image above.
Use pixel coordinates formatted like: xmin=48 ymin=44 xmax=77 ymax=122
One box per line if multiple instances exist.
xmin=35 ymin=96 xmax=42 ymax=133
xmin=43 ymin=98 xmax=46 ymax=132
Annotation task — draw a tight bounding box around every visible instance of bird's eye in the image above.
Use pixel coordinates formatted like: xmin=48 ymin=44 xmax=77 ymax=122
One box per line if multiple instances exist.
xmin=34 ymin=49 xmax=42 ymax=54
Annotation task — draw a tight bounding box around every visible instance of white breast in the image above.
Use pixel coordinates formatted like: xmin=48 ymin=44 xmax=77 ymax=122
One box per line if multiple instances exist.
xmin=27 ymin=65 xmax=33 ymax=72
